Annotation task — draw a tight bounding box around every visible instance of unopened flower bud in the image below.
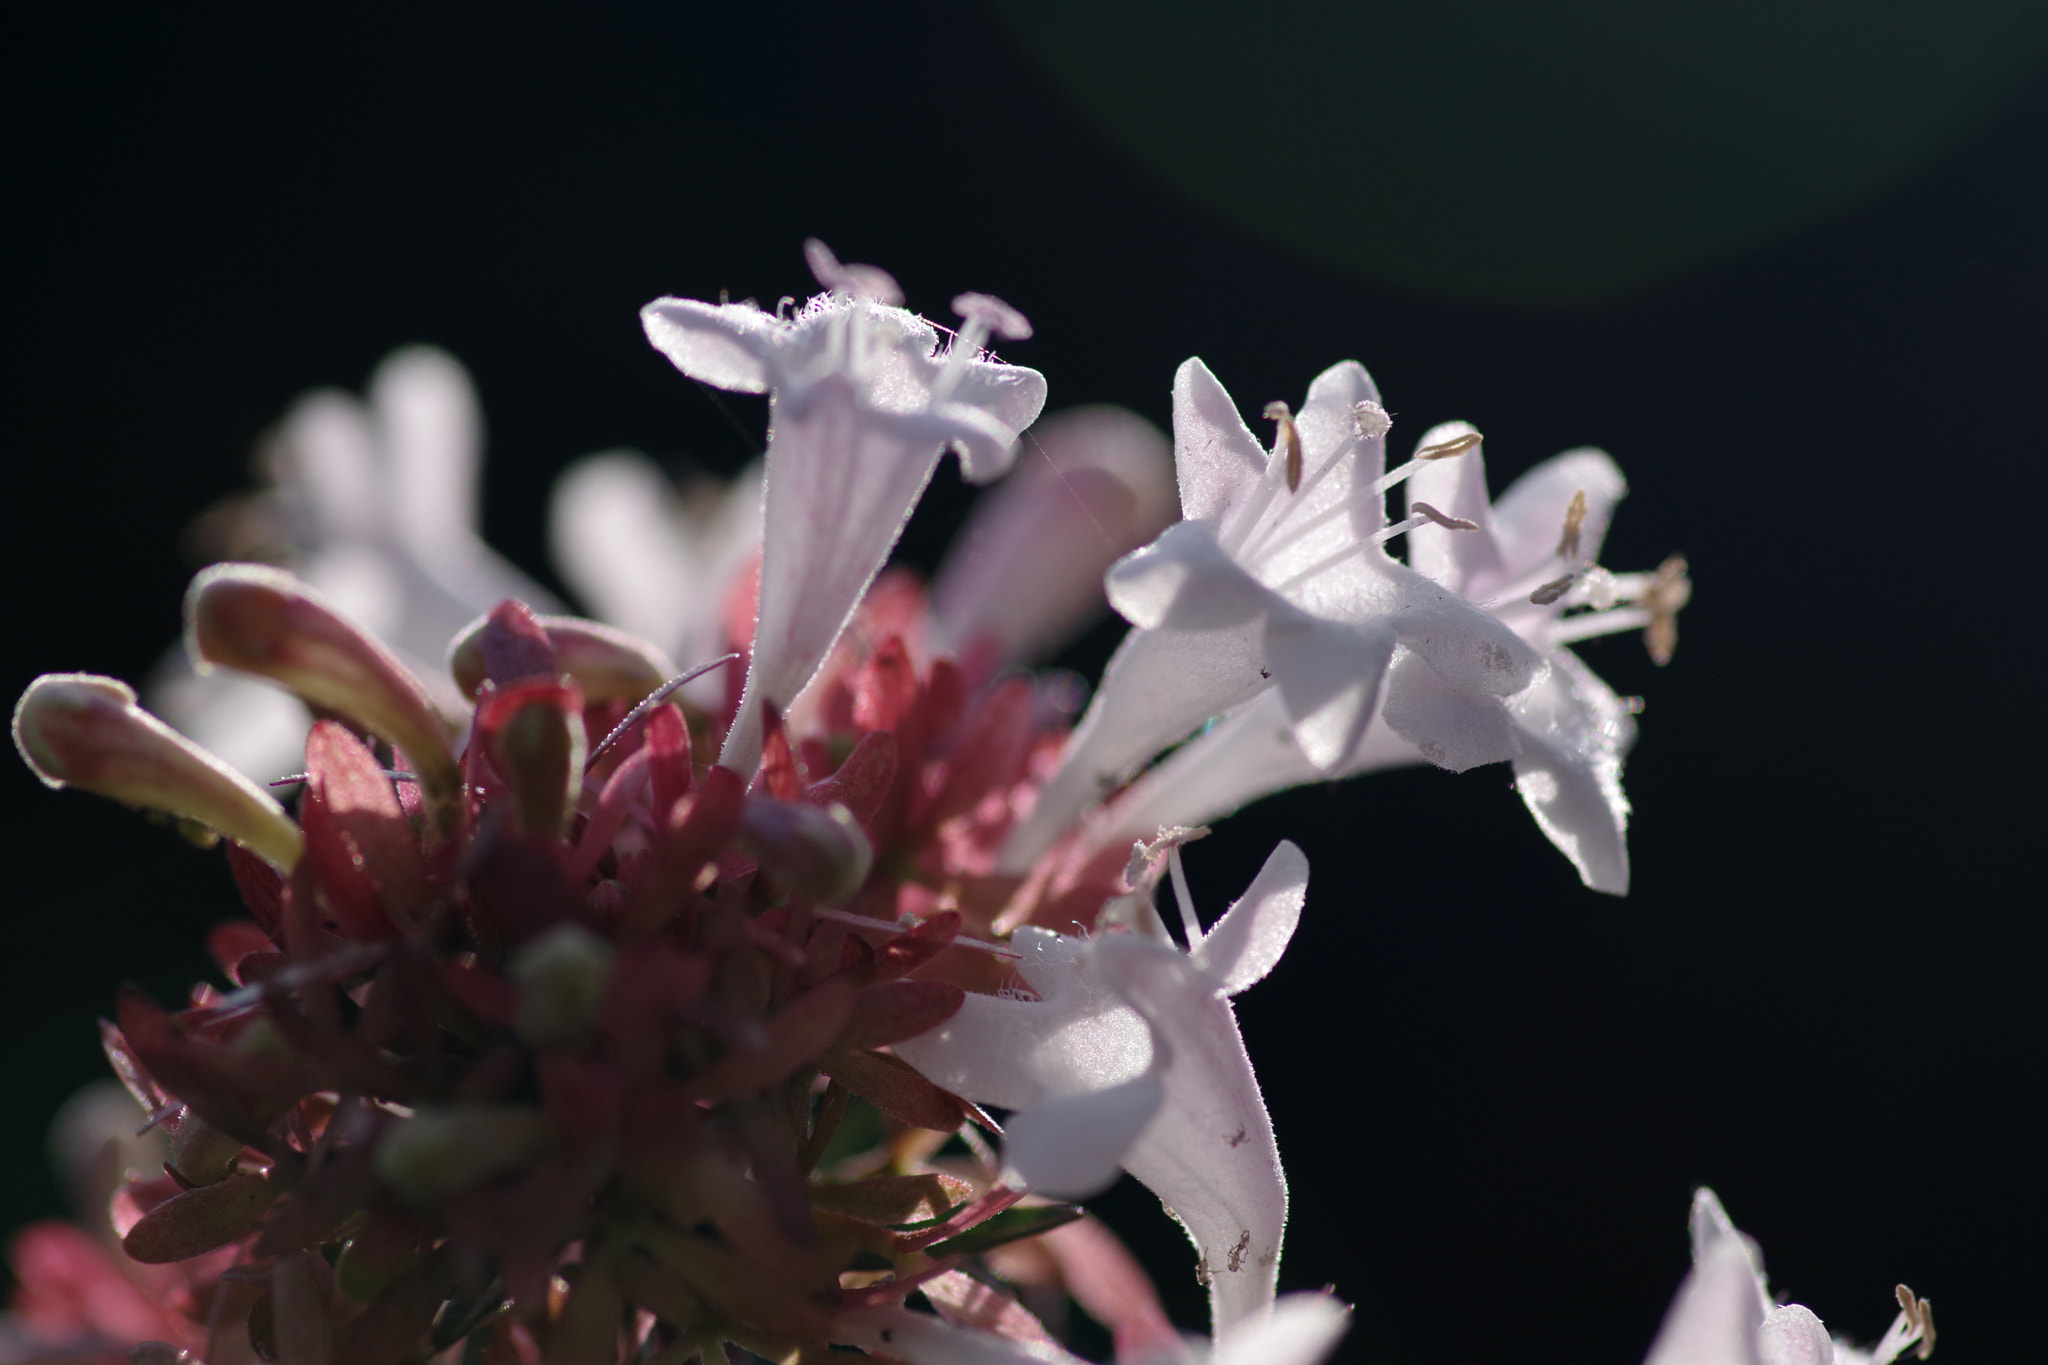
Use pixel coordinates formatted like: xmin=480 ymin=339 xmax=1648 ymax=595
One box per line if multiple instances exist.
xmin=451 ymin=612 xmax=676 ymax=707
xmin=479 ymin=682 xmax=586 ymax=837
xmin=372 ymin=1106 xmax=556 ymax=1209
xmin=13 ymin=673 xmax=303 ymax=871
xmin=184 ymin=564 xmax=463 ymax=834
xmin=735 ymin=799 xmax=872 ymax=906
xmin=511 ymin=922 xmax=614 ymax=1048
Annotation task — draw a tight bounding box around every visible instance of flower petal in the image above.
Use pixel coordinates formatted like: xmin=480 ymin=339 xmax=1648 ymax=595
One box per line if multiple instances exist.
xmin=1489 ymin=447 xmax=1627 ymax=578
xmin=1107 ymin=521 xmax=1272 ymax=631
xmin=1212 ymin=1293 xmax=1353 ymax=1365
xmin=1758 ymin=1305 xmax=1835 ymax=1365
xmin=371 ymin=346 xmax=483 ymax=551
xmin=833 ymin=1306 xmax=1090 ymax=1364
xmin=1094 ymin=935 xmax=1287 ymax=1334
xmin=1378 ymin=650 xmax=1521 ymax=771
xmin=1511 ymin=647 xmax=1635 ymax=894
xmin=639 ymin=297 xmax=783 ymax=393
xmin=548 ymin=451 xmax=702 ymax=652
xmin=1003 ymin=1071 xmax=1166 ymax=1200
xmin=1172 ymin=358 xmax=1269 ymax=526
xmin=1192 ymin=839 xmax=1307 ymax=996
xmin=1643 ymin=1237 xmax=1768 ymax=1365
xmin=1262 ymin=609 xmax=1395 ymax=771
xmin=1403 ymin=421 xmax=1506 ymax=595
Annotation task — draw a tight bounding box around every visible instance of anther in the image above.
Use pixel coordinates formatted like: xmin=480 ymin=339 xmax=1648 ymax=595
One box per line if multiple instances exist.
xmin=1416 ymin=431 xmax=1482 ymax=461
xmin=1894 ymin=1285 xmax=1935 ymax=1359
xmin=1411 ymin=501 xmax=1479 ymax=531
xmin=1643 ymin=554 xmax=1691 ymax=666
xmin=1558 ymin=489 xmax=1588 ymax=561
xmin=1353 ymin=400 xmax=1392 ymax=441
xmin=802 ymin=238 xmax=904 ymax=305
xmin=1529 ymin=573 xmax=1575 ymax=606
xmin=951 ymin=292 xmax=1033 ymax=342
xmin=1263 ymin=402 xmax=1303 ymax=492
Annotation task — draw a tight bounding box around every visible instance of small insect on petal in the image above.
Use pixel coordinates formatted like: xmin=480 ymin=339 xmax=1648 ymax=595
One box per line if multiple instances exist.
xmin=1263 ymin=401 xmax=1303 ymax=492
xmin=1410 ymin=501 xmax=1480 ymax=531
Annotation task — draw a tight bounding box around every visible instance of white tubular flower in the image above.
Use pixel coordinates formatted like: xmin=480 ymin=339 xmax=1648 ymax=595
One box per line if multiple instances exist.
xmin=1089 ymin=428 xmax=1687 ymax=895
xmin=549 ymin=452 xmax=763 ymax=703
xmin=999 ymin=358 xmax=1538 ymax=872
xmin=931 ymin=404 xmax=1177 ymax=673
xmin=1643 ymin=1190 xmax=1934 ymax=1365
xmin=640 ymin=241 xmax=1047 ymax=778
xmin=895 ymin=841 xmax=1309 ymax=1338
xmin=148 ymin=346 xmax=558 ymax=780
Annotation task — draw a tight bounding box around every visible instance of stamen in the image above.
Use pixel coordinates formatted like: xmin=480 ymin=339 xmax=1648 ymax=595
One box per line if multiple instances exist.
xmin=1416 ymin=431 xmax=1482 ymax=461
xmin=1558 ymin=489 xmax=1588 ymax=560
xmin=1876 ymin=1284 xmax=1935 ymax=1363
xmin=1165 ymin=848 xmax=1204 ymax=949
xmin=1263 ymin=401 xmax=1304 ymax=493
xmin=1265 ymin=514 xmax=1429 ymax=597
xmin=802 ymin=237 xmax=904 ymax=305
xmin=1642 ymin=554 xmax=1690 ymax=667
xmin=1546 ymin=606 xmax=1651 ymax=646
xmin=951 ymin=292 xmax=1034 ymax=342
xmin=1353 ymin=400 xmax=1392 ymax=441
xmin=1411 ymin=501 xmax=1479 ymax=531
xmin=1529 ymin=573 xmax=1575 ymax=606
xmin=812 ymin=907 xmax=1021 ymax=960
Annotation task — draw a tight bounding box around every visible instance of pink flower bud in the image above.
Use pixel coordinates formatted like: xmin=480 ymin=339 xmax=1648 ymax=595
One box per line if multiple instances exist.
xmin=184 ymin=564 xmax=462 ymax=834
xmin=13 ymin=673 xmax=304 ymax=872
xmin=734 ymin=798 xmax=872 ymax=907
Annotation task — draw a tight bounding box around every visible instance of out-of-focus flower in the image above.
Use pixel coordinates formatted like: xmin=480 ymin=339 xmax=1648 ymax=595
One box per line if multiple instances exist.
xmin=549 ymin=451 xmax=764 ymax=703
xmin=148 ymin=347 xmax=558 ymax=780
xmin=641 ymin=241 xmax=1047 ymax=778
xmin=896 ymin=839 xmax=1309 ymax=1337
xmin=1001 ymin=358 xmax=1538 ymax=871
xmin=1088 ymin=428 xmax=1688 ymax=894
xmin=1643 ymin=1190 xmax=1933 ymax=1365
xmin=931 ymin=404 xmax=1177 ymax=679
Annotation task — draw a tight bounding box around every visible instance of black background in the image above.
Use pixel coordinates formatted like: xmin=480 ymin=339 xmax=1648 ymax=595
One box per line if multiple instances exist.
xmin=5 ymin=4 xmax=2044 ymax=1362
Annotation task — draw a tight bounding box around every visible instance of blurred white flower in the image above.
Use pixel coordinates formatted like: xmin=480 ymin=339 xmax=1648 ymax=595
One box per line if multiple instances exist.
xmin=641 ymin=241 xmax=1046 ymax=777
xmin=897 ymin=840 xmax=1308 ymax=1337
xmin=1644 ymin=1189 xmax=1933 ymax=1365
xmin=148 ymin=347 xmax=557 ymax=780
xmin=1089 ymin=427 xmax=1688 ymax=894
xmin=930 ymin=404 xmax=1177 ymax=676
xmin=549 ymin=451 xmax=763 ymax=705
xmin=1001 ymin=358 xmax=1538 ymax=871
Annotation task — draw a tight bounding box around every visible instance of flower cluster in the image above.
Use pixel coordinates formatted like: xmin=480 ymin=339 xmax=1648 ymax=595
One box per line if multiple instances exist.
xmin=4 ymin=241 xmax=1910 ymax=1365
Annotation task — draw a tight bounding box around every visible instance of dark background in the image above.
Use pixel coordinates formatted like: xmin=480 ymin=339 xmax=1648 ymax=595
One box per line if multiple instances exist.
xmin=6 ymin=3 xmax=2044 ymax=1362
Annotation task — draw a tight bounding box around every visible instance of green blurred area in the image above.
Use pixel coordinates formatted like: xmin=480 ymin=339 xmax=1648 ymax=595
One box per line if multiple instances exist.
xmin=996 ymin=0 xmax=2048 ymax=302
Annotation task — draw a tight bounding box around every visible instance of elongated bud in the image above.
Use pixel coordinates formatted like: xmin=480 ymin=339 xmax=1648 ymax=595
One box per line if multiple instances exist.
xmin=478 ymin=680 xmax=586 ymax=837
xmin=449 ymin=611 xmax=676 ymax=705
xmin=373 ymin=1107 xmax=556 ymax=1208
xmin=185 ymin=564 xmax=461 ymax=834
xmin=14 ymin=674 xmax=303 ymax=871
xmin=735 ymin=799 xmax=872 ymax=906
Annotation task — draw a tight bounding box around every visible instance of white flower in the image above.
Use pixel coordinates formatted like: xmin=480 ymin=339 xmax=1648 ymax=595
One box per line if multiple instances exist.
xmin=1644 ymin=1190 xmax=1933 ymax=1365
xmin=1085 ymin=427 xmax=1688 ymax=894
xmin=548 ymin=452 xmax=763 ymax=705
xmin=148 ymin=347 xmax=557 ymax=780
xmin=999 ymin=358 xmax=1539 ymax=872
xmin=640 ymin=241 xmax=1047 ymax=778
xmin=895 ymin=840 xmax=1309 ymax=1337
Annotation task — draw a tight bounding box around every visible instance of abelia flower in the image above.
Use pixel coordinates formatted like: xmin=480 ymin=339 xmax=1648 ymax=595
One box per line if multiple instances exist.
xmin=1089 ymin=429 xmax=1689 ymax=893
xmin=1643 ymin=1190 xmax=1933 ymax=1365
xmin=894 ymin=840 xmax=1310 ymax=1338
xmin=641 ymin=241 xmax=1047 ymax=778
xmin=149 ymin=347 xmax=558 ymax=780
xmin=1001 ymin=358 xmax=1539 ymax=872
